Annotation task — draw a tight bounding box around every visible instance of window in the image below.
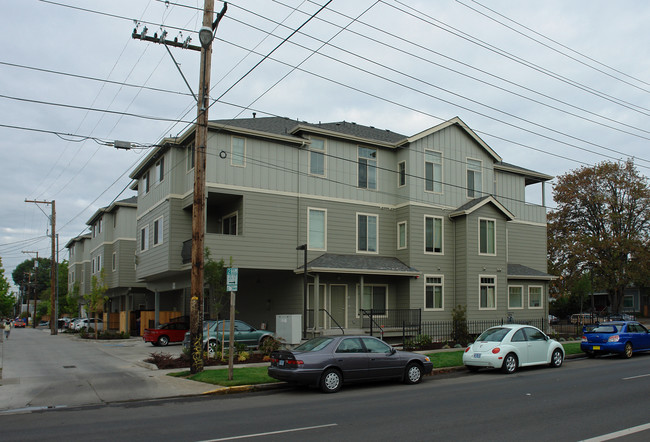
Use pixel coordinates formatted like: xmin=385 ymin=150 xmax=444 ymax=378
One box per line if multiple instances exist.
xmin=479 ymin=276 xmax=496 ymax=310
xmin=397 ymin=221 xmax=407 ymax=250
xmin=96 ymin=255 xmax=101 ymax=274
xmin=467 ymin=158 xmax=482 ymax=198
xmin=231 ymin=136 xmax=245 ymax=167
xmin=308 ymin=208 xmax=326 ymax=250
xmin=398 ymin=161 xmax=406 ymax=187
xmin=98 ymin=217 xmax=103 ymax=234
xmin=112 ymin=252 xmax=116 ymax=272
xmin=425 ymin=216 xmax=443 ymax=254
xmin=623 ymin=295 xmax=634 ymax=309
xmin=508 ymin=286 xmax=523 ymax=309
xmin=336 ymin=338 xmax=364 ymax=353
xmin=92 ymin=225 xmax=96 ymax=238
xmin=309 ymin=138 xmax=325 ymax=176
xmin=479 ymin=218 xmax=496 ymax=255
xmin=155 ymin=157 xmax=164 ymax=183
xmin=222 ymin=212 xmax=237 ymax=235
xmin=512 ymin=329 xmax=526 ymax=342
xmin=358 ymin=146 xmax=377 ymax=189
xmin=153 ymin=217 xmax=163 ymax=246
xmin=524 ymin=327 xmax=546 ymax=341
xmin=186 ymin=143 xmax=195 ymax=171
xmin=425 ymin=276 xmax=443 ymax=310
xmin=425 ymin=150 xmax=442 ymax=193
xmin=360 ymin=285 xmax=387 ymax=315
xmin=91 ymin=257 xmax=95 ymax=274
xmin=529 ymin=286 xmax=542 ymax=308
xmin=361 ymin=337 xmax=392 ymax=353
xmin=140 ymin=225 xmax=149 ymax=252
xmin=357 ymin=213 xmax=378 ymax=253
xmin=143 ymin=171 xmax=150 ymax=194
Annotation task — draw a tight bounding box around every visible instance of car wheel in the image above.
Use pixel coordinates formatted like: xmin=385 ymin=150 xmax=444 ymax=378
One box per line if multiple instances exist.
xmin=206 ymin=340 xmax=218 ymax=358
xmin=320 ymin=368 xmax=342 ymax=393
xmin=623 ymin=342 xmax=633 ymax=359
xmin=466 ymin=365 xmax=480 ymax=373
xmin=157 ymin=335 xmax=169 ymax=347
xmin=404 ymin=362 xmax=423 ymax=384
xmin=501 ymin=353 xmax=518 ymax=374
xmin=550 ymin=349 xmax=563 ymax=368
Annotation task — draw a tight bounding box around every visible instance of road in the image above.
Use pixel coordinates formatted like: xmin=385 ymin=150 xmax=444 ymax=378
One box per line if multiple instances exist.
xmin=2 ymin=328 xmax=650 ymax=441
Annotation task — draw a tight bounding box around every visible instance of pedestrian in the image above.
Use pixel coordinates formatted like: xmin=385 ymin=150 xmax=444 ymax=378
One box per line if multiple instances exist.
xmin=4 ymin=320 xmax=11 ymax=340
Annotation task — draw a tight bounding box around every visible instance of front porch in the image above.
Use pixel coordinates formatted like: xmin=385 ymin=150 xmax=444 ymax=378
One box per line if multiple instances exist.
xmin=305 ymin=308 xmax=422 ymax=339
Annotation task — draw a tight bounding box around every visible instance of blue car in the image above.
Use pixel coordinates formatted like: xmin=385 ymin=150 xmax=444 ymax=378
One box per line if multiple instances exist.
xmin=581 ymin=321 xmax=650 ymax=358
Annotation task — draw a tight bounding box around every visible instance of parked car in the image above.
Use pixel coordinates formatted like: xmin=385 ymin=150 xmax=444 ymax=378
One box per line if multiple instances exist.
xmin=268 ymin=335 xmax=433 ymax=393
xmin=581 ymin=321 xmax=650 ymax=358
xmin=74 ymin=318 xmax=104 ymax=331
xmin=548 ymin=315 xmax=559 ymax=325
xmin=143 ymin=321 xmax=189 ymax=346
xmin=606 ymin=313 xmax=635 ymax=322
xmin=13 ymin=318 xmax=26 ymax=328
xmin=463 ymin=324 xmax=564 ymax=374
xmin=182 ymin=320 xmax=275 ymax=356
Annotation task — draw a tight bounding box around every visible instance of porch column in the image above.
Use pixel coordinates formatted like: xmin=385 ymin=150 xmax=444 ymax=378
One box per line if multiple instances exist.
xmin=155 ymin=290 xmax=160 ymax=328
xmin=314 ymin=273 xmax=320 ymax=330
xmin=360 ymin=275 xmax=364 ymax=311
xmin=125 ymin=293 xmax=131 ymax=335
xmin=542 ymin=182 xmax=546 ymax=207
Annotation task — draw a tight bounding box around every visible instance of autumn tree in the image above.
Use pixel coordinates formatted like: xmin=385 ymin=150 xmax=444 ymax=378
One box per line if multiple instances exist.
xmin=548 ymin=160 xmax=650 ymax=313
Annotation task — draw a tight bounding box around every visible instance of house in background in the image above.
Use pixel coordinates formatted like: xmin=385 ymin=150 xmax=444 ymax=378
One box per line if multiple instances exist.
xmin=125 ymin=115 xmax=554 ymax=336
xmin=66 ymin=196 xmax=151 ymax=333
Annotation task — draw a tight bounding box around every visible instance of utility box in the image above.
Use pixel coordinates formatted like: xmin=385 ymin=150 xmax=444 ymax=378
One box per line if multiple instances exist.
xmin=275 ymin=314 xmax=302 ymax=345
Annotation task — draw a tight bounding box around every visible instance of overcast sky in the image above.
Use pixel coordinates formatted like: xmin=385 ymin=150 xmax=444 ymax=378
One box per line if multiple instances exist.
xmin=2 ymin=0 xmax=650 ymax=291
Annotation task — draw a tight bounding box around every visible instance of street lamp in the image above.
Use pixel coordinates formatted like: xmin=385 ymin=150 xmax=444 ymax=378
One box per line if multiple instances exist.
xmin=198 ymin=26 xmax=213 ymax=48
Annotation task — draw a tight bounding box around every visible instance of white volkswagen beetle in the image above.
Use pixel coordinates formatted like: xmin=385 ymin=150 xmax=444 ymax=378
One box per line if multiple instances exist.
xmin=463 ymin=324 xmax=564 ymax=374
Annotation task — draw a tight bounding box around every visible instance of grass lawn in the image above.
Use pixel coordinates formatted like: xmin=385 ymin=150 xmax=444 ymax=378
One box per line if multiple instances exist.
xmin=168 ymin=367 xmax=280 ymax=387
xmin=562 ymin=342 xmax=582 ymax=355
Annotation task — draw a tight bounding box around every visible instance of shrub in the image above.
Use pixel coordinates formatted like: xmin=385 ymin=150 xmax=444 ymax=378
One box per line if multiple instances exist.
xmin=238 ymin=351 xmax=250 ymax=362
xmin=259 ymin=337 xmax=281 ymax=355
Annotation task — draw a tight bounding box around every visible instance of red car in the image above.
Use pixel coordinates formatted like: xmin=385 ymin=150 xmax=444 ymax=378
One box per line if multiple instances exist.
xmin=143 ymin=321 xmax=189 ymax=346
xmin=13 ymin=318 xmax=26 ymax=328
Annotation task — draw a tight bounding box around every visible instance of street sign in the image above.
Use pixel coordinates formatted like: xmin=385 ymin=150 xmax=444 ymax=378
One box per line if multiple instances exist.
xmin=226 ymin=267 xmax=238 ymax=292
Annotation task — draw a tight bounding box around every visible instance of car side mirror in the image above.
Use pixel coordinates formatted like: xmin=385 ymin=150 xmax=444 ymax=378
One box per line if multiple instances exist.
xmin=390 ymin=347 xmax=397 ymax=355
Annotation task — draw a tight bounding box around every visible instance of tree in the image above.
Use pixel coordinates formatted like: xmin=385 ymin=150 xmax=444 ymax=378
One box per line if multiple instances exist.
xmin=0 ymin=257 xmax=16 ymax=317
xmin=84 ymin=269 xmax=108 ymax=339
xmin=204 ymin=248 xmax=227 ymax=320
xmin=548 ymin=160 xmax=650 ymax=313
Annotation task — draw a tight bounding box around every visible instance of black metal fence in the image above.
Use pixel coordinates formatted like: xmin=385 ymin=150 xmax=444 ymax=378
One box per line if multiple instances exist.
xmin=404 ymin=317 xmax=547 ymax=345
xmin=361 ymin=309 xmax=422 ymax=335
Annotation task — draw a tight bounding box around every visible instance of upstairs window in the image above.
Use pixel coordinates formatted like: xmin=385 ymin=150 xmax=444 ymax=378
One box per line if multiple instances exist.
xmin=425 ymin=216 xmax=443 ymax=254
xmin=186 ymin=143 xmax=195 ymax=171
xmin=309 ymin=138 xmax=325 ymax=176
xmin=425 ymin=150 xmax=442 ymax=193
xmin=222 ymin=212 xmax=237 ymax=235
xmin=140 ymin=225 xmax=149 ymax=252
xmin=357 ymin=213 xmax=378 ymax=253
xmin=143 ymin=171 xmax=150 ymax=194
xmin=398 ymin=161 xmax=406 ymax=187
xmin=467 ymin=158 xmax=482 ymax=198
xmin=397 ymin=221 xmax=407 ymax=250
xmin=112 ymin=252 xmax=117 ymax=272
xmin=153 ymin=217 xmax=163 ymax=246
xmin=231 ymin=137 xmax=246 ymax=167
xmin=308 ymin=208 xmax=326 ymax=250
xmin=98 ymin=218 xmax=103 ymax=234
xmin=479 ymin=218 xmax=496 ymax=255
xmin=358 ymin=146 xmax=377 ymax=189
xmin=155 ymin=157 xmax=164 ymax=183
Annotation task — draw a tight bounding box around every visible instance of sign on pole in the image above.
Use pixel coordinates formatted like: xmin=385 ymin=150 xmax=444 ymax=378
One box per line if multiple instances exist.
xmin=226 ymin=267 xmax=238 ymax=292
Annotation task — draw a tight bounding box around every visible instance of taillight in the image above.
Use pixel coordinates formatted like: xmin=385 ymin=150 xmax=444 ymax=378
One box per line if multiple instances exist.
xmin=608 ymin=335 xmax=620 ymax=342
xmin=270 ymin=357 xmax=278 ymax=363
xmin=465 ymin=347 xmax=470 ymax=353
xmin=286 ymin=359 xmax=304 ymax=366
xmin=492 ymin=347 xmax=501 ymax=354
xmin=581 ymin=335 xmax=587 ymax=342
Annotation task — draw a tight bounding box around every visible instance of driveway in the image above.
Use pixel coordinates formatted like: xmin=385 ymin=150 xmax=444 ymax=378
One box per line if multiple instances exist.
xmin=0 ymin=327 xmax=211 ymax=412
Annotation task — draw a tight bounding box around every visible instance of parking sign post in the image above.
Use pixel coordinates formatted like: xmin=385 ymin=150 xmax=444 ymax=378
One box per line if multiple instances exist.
xmin=227 ymin=268 xmax=238 ymax=380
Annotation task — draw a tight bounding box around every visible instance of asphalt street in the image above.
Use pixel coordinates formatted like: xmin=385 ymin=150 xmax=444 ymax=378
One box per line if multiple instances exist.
xmin=0 ymin=327 xmax=210 ymax=411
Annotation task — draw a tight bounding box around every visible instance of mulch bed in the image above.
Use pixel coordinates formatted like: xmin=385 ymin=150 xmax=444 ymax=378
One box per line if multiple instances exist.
xmin=145 ymin=352 xmax=269 ymax=369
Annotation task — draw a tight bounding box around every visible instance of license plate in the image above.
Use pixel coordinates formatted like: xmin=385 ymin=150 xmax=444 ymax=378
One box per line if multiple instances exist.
xmin=279 ymin=360 xmax=284 ymax=366
xmin=593 ymin=346 xmax=600 ymax=350
xmin=473 ymin=353 xmax=481 ymax=358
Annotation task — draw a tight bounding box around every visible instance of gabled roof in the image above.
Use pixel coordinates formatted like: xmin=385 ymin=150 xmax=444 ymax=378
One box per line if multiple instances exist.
xmin=449 ymin=195 xmax=515 ymax=220
xmin=399 ymin=116 xmax=502 ymax=162
xmin=295 ymin=253 xmax=420 ymax=277
xmin=494 ymin=162 xmax=554 ymax=184
xmin=86 ymin=196 xmax=138 ymax=225
xmin=508 ymin=263 xmax=556 ymax=281
xmin=65 ymin=234 xmax=91 ymax=249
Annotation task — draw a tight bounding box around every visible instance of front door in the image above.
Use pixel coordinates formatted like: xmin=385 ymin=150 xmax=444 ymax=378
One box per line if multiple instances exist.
xmin=330 ymin=285 xmax=347 ymax=329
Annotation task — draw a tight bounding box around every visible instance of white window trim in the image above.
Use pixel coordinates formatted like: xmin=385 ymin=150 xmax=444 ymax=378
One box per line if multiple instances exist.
xmin=467 ymin=157 xmax=483 ymax=198
xmin=221 ymin=211 xmax=238 ymax=235
xmin=508 ymin=285 xmax=524 ymax=310
xmin=186 ymin=143 xmax=195 ymax=173
xmin=356 ymin=212 xmax=379 ymax=254
xmin=355 ymin=284 xmax=389 ymax=318
xmin=155 ymin=157 xmax=164 ymax=185
xmin=479 ymin=275 xmax=497 ymax=311
xmin=153 ymin=216 xmax=164 ymax=247
xmin=478 ymin=217 xmax=497 ymax=256
xmin=112 ymin=252 xmax=117 ymax=272
xmin=307 ymin=207 xmax=327 ymax=251
xmin=142 ymin=171 xmax=150 ymax=195
xmin=397 ymin=221 xmax=407 ymax=250
xmin=357 ymin=146 xmax=377 ymax=190
xmin=140 ymin=225 xmax=149 ymax=252
xmin=424 ymin=274 xmax=444 ymax=311
xmin=528 ymin=285 xmax=543 ymax=309
xmin=424 ymin=149 xmax=443 ymax=194
xmin=424 ymin=215 xmax=444 ymax=255
xmin=308 ymin=137 xmax=326 ymax=177
xmin=231 ymin=136 xmax=246 ymax=167
xmin=397 ymin=160 xmax=406 ymax=188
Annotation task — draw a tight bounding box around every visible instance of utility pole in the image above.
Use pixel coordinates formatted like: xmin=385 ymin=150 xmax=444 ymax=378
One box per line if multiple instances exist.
xmin=132 ymin=1 xmax=227 ymax=374
xmin=22 ymin=251 xmax=38 ymax=327
xmin=25 ymin=199 xmax=57 ymax=335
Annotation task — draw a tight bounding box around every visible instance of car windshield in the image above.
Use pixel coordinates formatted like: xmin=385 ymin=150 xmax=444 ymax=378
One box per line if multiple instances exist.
xmin=294 ymin=337 xmax=334 ymax=352
xmin=592 ymin=325 xmax=619 ymax=333
xmin=476 ymin=327 xmax=510 ymax=342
